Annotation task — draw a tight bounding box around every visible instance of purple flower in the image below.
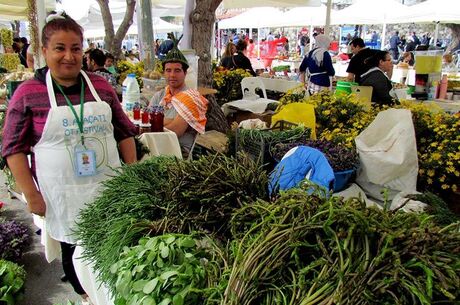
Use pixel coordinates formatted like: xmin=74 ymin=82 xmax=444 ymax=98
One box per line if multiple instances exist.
xmin=0 ymin=220 xmax=30 ymax=262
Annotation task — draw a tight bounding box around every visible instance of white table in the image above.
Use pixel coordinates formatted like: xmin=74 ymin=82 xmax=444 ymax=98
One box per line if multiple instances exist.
xmin=428 ymin=100 xmax=460 ymax=113
xmin=221 ymin=97 xmax=278 ymax=116
xmin=258 ymin=77 xmax=300 ymax=93
xmin=138 ymin=130 xmax=182 ymax=160
xmin=333 ymin=62 xmax=349 ymax=77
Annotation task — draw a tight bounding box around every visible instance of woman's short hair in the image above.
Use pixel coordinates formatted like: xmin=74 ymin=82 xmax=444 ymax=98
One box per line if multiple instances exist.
xmin=42 ymin=11 xmax=83 ymax=48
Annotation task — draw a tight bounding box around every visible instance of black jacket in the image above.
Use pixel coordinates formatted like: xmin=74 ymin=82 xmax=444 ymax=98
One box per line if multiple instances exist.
xmin=360 ymin=68 xmax=395 ymax=106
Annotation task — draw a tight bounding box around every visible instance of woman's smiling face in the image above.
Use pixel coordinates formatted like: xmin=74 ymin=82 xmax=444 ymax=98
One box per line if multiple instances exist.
xmin=42 ymin=30 xmax=83 ymax=85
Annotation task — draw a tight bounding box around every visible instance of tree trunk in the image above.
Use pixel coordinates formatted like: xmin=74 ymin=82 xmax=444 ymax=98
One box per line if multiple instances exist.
xmin=96 ymin=0 xmax=136 ymax=60
xmin=191 ymin=0 xmax=229 ymax=133
xmin=445 ymin=24 xmax=460 ymax=54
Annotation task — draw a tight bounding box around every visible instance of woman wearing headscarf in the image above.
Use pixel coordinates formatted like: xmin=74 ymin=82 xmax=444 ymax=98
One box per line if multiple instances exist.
xmin=299 ymin=34 xmax=335 ymax=94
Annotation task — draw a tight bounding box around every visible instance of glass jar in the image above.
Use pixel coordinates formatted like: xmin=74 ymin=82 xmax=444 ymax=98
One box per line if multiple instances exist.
xmin=150 ymin=106 xmax=164 ymax=132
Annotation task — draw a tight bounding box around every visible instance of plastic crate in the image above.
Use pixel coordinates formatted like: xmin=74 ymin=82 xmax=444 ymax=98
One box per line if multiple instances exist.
xmin=235 ymin=120 xmax=298 ymax=165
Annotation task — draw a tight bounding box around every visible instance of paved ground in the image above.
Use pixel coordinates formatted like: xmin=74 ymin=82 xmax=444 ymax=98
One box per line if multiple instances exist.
xmin=0 ymin=175 xmax=81 ymax=305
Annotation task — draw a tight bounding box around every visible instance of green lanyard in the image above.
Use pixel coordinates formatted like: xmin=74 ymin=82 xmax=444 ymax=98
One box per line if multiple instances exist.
xmin=54 ymin=78 xmax=86 ymax=146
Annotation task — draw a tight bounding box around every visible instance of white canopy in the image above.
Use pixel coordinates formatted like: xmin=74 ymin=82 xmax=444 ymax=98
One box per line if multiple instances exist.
xmin=388 ymin=0 xmax=460 ymax=24
xmin=83 ymin=17 xmax=182 ymax=38
xmin=218 ymin=7 xmax=284 ymax=29
xmin=331 ymin=0 xmax=412 ymax=25
xmin=274 ymin=5 xmax=328 ymax=27
xmin=0 ymin=0 xmax=55 ymax=21
xmin=222 ymin=0 xmax=321 ymax=9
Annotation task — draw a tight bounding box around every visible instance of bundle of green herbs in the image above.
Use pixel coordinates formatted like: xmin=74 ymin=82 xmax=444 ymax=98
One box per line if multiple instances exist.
xmin=75 ymin=154 xmax=268 ymax=295
xmin=111 ymin=234 xmax=226 ymax=305
xmin=223 ymin=182 xmax=460 ymax=305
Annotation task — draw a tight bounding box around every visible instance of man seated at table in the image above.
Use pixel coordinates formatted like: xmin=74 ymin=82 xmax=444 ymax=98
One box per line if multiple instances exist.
xmin=149 ymin=38 xmax=208 ymax=158
xmin=346 ymin=38 xmax=378 ymax=84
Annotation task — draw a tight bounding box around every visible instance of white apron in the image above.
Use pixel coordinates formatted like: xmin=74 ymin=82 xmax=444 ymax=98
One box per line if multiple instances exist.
xmin=34 ymin=70 xmax=121 ymax=246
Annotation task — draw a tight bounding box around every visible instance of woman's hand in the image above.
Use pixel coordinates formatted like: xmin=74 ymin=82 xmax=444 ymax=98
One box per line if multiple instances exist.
xmin=26 ymin=191 xmax=46 ymax=216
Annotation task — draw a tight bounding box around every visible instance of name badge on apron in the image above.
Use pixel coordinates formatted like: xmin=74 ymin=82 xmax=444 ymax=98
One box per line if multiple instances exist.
xmin=74 ymin=144 xmax=97 ymax=176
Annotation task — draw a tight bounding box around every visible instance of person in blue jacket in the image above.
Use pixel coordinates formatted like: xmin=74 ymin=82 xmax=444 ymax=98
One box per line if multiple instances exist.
xmin=299 ymin=34 xmax=335 ymax=95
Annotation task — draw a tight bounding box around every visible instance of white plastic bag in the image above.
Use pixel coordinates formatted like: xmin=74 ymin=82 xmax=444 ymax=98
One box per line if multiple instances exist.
xmin=355 ymin=109 xmax=418 ymax=201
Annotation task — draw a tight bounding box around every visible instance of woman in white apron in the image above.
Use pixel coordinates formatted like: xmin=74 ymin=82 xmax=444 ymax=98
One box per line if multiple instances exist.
xmin=298 ymin=34 xmax=335 ymax=95
xmin=1 ymin=11 xmax=137 ymax=304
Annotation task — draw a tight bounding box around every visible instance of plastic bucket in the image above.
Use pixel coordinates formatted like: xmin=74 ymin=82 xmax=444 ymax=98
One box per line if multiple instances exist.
xmin=333 ymin=169 xmax=356 ymax=192
xmin=335 ymin=81 xmax=357 ymax=97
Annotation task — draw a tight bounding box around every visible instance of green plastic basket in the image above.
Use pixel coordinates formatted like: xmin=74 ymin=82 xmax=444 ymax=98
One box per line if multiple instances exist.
xmin=335 ymin=81 xmax=358 ymax=96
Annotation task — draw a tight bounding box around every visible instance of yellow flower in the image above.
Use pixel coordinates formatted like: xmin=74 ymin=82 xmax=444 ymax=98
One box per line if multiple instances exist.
xmin=427 ymin=178 xmax=433 ymax=184
xmin=427 ymin=169 xmax=435 ymax=177
xmin=323 ymin=110 xmax=331 ymax=115
xmin=341 ymin=109 xmax=347 ymax=115
xmin=453 ymin=185 xmax=458 ymax=192
xmin=441 ymin=184 xmax=449 ymax=190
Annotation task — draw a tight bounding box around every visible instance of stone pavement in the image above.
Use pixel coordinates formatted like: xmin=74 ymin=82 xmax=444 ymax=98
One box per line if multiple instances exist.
xmin=0 ymin=175 xmax=81 ymax=305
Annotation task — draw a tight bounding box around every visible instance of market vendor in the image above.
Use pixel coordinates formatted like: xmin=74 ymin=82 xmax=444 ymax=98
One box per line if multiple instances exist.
xmin=1 ymin=11 xmax=137 ymax=304
xmin=299 ymin=34 xmax=335 ymax=94
xmin=346 ymin=38 xmax=378 ymax=84
xmin=149 ymin=36 xmax=208 ymax=159
xmin=360 ymin=50 xmax=397 ymax=106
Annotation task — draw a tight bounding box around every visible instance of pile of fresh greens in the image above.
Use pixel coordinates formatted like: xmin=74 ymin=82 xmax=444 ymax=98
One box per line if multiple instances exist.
xmin=0 ymin=259 xmax=26 ymax=305
xmin=111 ymin=234 xmax=225 ymax=305
xmin=223 ymin=184 xmax=460 ymax=305
xmin=75 ymin=154 xmax=268 ymax=294
xmin=76 ymin=154 xmax=460 ymax=304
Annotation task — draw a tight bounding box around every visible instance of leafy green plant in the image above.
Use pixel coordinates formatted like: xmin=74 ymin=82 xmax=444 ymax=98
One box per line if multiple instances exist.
xmin=0 ymin=259 xmax=26 ymax=305
xmin=111 ymin=234 xmax=225 ymax=305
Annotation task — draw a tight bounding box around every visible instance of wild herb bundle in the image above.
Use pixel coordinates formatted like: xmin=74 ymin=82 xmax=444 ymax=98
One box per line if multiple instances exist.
xmin=223 ymin=184 xmax=460 ymax=305
xmin=75 ymin=154 xmax=268 ymax=294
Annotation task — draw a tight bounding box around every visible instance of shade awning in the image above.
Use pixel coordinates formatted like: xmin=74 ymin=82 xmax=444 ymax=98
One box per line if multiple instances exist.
xmin=0 ymin=0 xmax=55 ymax=20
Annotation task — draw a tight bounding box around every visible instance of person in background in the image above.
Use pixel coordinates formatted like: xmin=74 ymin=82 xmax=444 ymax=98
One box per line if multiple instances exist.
xmin=104 ymin=53 xmax=117 ymax=75
xmin=14 ymin=37 xmax=29 ymax=67
xmin=154 ymin=39 xmax=161 ymax=57
xmin=87 ymin=49 xmax=118 ymax=90
xmin=1 ymin=11 xmax=137 ymax=305
xmin=126 ymin=51 xmax=140 ymax=64
xmin=299 ymin=34 xmax=335 ymax=95
xmin=371 ymin=31 xmax=379 ymax=44
xmin=360 ymin=50 xmax=396 ymax=106
xmin=404 ymin=36 xmax=416 ymax=53
xmin=389 ymin=31 xmax=401 ymax=62
xmin=399 ymin=51 xmax=415 ymax=67
xmin=220 ymin=39 xmax=256 ymax=76
xmin=346 ymin=38 xmax=378 ymax=84
xmin=158 ymin=33 xmax=174 ymax=60
xmin=149 ymin=37 xmax=208 ymax=158
xmin=247 ymin=39 xmax=255 ymax=58
xmin=220 ymin=42 xmax=236 ymax=67
xmin=411 ymin=31 xmax=421 ymax=46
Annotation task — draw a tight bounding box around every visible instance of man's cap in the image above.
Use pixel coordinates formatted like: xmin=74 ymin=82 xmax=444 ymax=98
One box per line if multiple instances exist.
xmin=163 ymin=32 xmax=189 ymax=69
